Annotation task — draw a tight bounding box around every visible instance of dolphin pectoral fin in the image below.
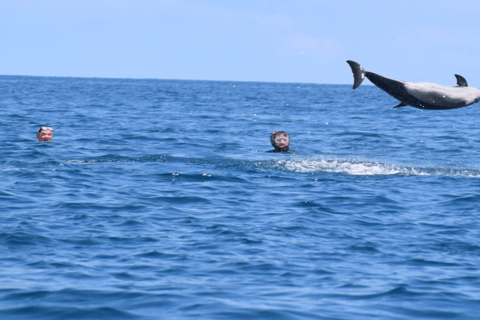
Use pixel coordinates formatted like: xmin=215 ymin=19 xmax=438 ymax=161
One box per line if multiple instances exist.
xmin=346 ymin=60 xmax=365 ymax=89
xmin=393 ymin=102 xmax=407 ymax=108
xmin=455 ymin=74 xmax=468 ymax=87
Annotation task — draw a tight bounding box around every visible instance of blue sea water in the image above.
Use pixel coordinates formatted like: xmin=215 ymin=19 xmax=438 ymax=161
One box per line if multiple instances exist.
xmin=1 ymin=75 xmax=480 ymax=319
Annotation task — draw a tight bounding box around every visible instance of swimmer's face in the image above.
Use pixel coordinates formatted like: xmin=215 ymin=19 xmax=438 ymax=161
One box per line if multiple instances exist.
xmin=273 ymin=133 xmax=289 ymax=149
xmin=37 ymin=130 xmax=53 ymax=142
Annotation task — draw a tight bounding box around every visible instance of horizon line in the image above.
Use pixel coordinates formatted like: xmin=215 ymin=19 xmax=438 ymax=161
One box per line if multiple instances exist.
xmin=0 ymin=73 xmax=358 ymax=86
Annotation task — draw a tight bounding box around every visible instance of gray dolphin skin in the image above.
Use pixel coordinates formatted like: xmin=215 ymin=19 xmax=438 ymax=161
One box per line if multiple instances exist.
xmin=347 ymin=60 xmax=480 ymax=110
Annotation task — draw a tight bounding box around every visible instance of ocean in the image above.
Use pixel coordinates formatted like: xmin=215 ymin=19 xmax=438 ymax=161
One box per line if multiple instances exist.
xmin=1 ymin=75 xmax=480 ymax=319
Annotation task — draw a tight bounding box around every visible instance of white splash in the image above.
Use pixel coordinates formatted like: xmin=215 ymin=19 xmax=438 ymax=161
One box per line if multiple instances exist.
xmin=271 ymin=158 xmax=480 ymax=177
xmin=276 ymin=159 xmax=406 ymax=175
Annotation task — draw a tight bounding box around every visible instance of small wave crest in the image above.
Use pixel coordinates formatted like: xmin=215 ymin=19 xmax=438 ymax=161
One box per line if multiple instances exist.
xmin=65 ymin=154 xmax=480 ymax=177
xmin=267 ymin=158 xmax=480 ymax=177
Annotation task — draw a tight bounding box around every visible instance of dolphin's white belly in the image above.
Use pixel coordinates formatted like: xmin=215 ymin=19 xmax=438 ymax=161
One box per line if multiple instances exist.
xmin=405 ymin=82 xmax=480 ymax=108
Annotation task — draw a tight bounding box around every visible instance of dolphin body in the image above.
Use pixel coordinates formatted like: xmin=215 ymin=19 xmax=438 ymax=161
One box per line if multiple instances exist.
xmin=347 ymin=60 xmax=480 ymax=110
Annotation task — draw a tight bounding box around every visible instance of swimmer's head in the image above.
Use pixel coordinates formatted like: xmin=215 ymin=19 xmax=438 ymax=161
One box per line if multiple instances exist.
xmin=270 ymin=131 xmax=290 ymax=152
xmin=37 ymin=126 xmax=54 ymax=142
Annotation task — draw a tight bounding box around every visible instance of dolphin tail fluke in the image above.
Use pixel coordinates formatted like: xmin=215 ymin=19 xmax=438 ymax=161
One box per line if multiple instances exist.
xmin=346 ymin=60 xmax=365 ymax=89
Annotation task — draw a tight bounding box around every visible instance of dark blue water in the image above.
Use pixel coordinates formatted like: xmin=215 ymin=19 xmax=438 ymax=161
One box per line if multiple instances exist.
xmin=2 ymin=75 xmax=480 ymax=319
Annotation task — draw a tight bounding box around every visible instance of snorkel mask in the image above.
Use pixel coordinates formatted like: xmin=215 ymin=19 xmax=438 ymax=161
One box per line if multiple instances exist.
xmin=270 ymin=131 xmax=290 ymax=151
xmin=37 ymin=126 xmax=54 ymax=133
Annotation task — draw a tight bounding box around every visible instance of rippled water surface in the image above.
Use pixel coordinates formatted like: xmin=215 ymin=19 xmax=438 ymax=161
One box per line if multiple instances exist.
xmin=1 ymin=76 xmax=480 ymax=319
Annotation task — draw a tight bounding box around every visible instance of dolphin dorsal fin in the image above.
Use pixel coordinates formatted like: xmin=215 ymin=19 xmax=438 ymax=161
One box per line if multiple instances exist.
xmin=455 ymin=74 xmax=468 ymax=87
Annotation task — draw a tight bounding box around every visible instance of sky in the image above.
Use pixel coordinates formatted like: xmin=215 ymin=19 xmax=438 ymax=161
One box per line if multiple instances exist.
xmin=2 ymin=0 xmax=480 ymax=85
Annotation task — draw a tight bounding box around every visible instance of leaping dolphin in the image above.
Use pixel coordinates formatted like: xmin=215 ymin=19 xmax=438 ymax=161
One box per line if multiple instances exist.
xmin=346 ymin=60 xmax=480 ymax=110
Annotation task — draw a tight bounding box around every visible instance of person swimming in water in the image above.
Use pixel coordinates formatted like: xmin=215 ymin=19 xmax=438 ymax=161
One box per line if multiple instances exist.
xmin=37 ymin=126 xmax=54 ymax=142
xmin=269 ymin=131 xmax=290 ymax=153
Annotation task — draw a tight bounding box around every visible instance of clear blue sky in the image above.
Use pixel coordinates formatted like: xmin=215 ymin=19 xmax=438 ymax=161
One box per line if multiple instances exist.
xmin=2 ymin=0 xmax=480 ymax=85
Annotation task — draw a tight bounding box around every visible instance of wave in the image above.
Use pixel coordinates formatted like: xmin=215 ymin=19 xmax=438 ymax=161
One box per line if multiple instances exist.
xmin=267 ymin=158 xmax=480 ymax=177
xmin=64 ymin=154 xmax=480 ymax=177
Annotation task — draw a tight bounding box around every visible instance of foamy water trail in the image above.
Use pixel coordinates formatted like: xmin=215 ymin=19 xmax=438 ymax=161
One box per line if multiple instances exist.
xmin=270 ymin=158 xmax=480 ymax=177
xmin=65 ymin=155 xmax=480 ymax=177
